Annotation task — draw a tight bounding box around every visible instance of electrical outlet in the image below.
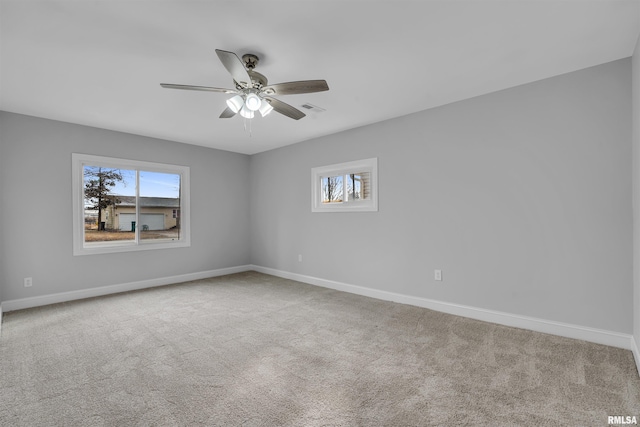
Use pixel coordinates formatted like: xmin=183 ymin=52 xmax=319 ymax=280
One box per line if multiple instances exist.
xmin=434 ymin=270 xmax=442 ymax=281
xmin=298 ymin=254 xmax=303 ymax=262
xmin=24 ymin=277 xmax=33 ymax=287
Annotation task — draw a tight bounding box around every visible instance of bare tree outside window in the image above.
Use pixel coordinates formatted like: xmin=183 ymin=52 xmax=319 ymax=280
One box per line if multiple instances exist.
xmin=322 ymin=176 xmax=343 ymax=203
xmin=83 ymin=167 xmax=125 ymax=231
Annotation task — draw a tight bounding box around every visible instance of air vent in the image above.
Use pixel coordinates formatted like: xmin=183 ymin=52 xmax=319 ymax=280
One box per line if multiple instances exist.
xmin=300 ymin=103 xmax=326 ymax=113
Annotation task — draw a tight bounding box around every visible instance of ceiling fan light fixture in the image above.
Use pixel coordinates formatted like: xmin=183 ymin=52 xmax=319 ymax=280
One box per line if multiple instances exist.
xmin=258 ymin=99 xmax=273 ymax=117
xmin=245 ymin=93 xmax=261 ymax=111
xmin=226 ymin=94 xmax=244 ymax=113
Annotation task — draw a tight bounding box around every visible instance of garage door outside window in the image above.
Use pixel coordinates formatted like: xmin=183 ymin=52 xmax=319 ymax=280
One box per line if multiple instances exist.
xmin=119 ymin=213 xmax=164 ymax=231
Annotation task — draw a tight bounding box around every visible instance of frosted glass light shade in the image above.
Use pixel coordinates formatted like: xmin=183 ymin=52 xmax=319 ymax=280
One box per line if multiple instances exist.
xmin=239 ymin=104 xmax=255 ymax=119
xmin=259 ymin=100 xmax=273 ymax=117
xmin=245 ymin=93 xmax=261 ymax=111
xmin=226 ymin=95 xmax=244 ymax=113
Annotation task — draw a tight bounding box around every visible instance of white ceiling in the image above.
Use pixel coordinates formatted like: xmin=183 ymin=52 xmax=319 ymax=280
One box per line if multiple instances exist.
xmin=1 ymin=1 xmax=639 ymax=155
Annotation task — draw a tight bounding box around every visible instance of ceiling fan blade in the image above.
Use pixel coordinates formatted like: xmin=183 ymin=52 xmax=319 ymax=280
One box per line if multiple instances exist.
xmin=160 ymin=83 xmax=237 ymax=94
xmin=262 ymin=96 xmax=306 ymax=120
xmin=219 ymin=107 xmax=236 ymax=119
xmin=262 ymin=80 xmax=329 ymax=96
xmin=215 ymin=49 xmax=252 ymax=88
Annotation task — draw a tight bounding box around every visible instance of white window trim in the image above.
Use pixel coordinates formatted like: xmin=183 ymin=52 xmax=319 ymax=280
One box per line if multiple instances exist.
xmin=311 ymin=158 xmax=378 ymax=212
xmin=72 ymin=153 xmax=191 ymax=256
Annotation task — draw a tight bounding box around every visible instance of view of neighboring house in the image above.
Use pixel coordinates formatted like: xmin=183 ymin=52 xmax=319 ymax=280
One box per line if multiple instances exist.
xmin=102 ymin=196 xmax=180 ymax=231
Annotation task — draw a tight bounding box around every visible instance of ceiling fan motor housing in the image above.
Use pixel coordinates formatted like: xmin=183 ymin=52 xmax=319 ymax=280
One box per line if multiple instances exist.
xmin=234 ymin=70 xmax=268 ymax=91
xmin=232 ymin=54 xmax=268 ymax=90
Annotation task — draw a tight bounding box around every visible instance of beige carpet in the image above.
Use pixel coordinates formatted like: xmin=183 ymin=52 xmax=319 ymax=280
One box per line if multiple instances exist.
xmin=0 ymin=271 xmax=638 ymax=426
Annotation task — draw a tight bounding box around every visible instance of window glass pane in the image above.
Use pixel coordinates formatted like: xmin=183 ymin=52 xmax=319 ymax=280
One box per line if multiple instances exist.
xmin=139 ymin=171 xmax=181 ymax=241
xmin=321 ymin=175 xmax=343 ymax=203
xmin=346 ymin=172 xmax=371 ymax=201
xmin=83 ymin=166 xmax=135 ymax=244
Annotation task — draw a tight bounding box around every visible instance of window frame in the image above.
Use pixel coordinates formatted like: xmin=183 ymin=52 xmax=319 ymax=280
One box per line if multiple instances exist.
xmin=72 ymin=153 xmax=191 ymax=256
xmin=311 ymin=158 xmax=378 ymax=212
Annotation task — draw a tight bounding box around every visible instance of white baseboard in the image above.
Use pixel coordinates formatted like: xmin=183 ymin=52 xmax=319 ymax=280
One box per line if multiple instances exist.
xmin=632 ymin=336 xmax=640 ymax=375
xmin=1 ymin=265 xmax=252 ymax=313
xmin=251 ymin=265 xmax=633 ymax=351
xmin=1 ymin=264 xmax=634 ymax=353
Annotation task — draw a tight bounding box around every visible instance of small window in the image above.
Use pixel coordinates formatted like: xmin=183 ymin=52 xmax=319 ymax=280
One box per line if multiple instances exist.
xmin=312 ymin=158 xmax=378 ymax=212
xmin=72 ymin=153 xmax=190 ymax=255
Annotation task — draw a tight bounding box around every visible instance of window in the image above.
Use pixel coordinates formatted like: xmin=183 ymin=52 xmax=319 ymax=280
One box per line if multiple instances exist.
xmin=72 ymin=153 xmax=190 ymax=255
xmin=311 ymin=158 xmax=378 ymax=212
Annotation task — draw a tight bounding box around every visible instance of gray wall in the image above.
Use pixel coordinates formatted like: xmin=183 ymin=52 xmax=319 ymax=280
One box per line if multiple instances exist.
xmin=0 ymin=58 xmax=633 ymax=338
xmin=0 ymin=112 xmax=251 ymax=301
xmin=250 ymin=58 xmax=632 ymax=334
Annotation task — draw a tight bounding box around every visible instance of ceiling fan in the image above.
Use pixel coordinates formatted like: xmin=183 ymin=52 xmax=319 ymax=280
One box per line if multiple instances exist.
xmin=161 ymin=49 xmax=329 ymax=120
